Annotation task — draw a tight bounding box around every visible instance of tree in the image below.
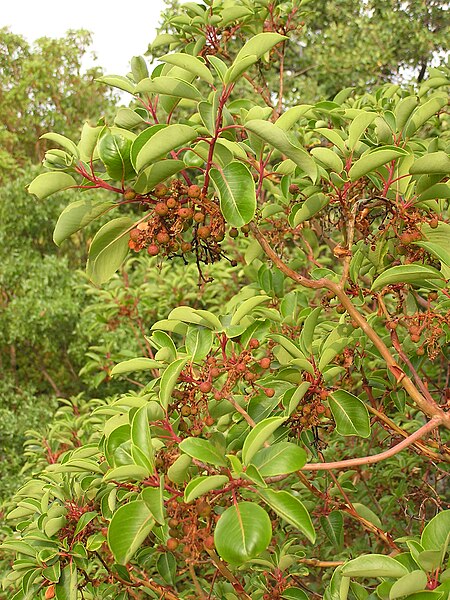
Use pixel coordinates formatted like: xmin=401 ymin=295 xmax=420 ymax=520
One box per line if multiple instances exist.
xmin=1 ymin=1 xmax=449 ymax=599
xmin=0 ymin=28 xmax=115 ymax=181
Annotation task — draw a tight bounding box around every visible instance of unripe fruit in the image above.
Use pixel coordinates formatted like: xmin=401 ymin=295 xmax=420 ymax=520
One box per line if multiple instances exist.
xmin=428 ymin=292 xmax=438 ymax=301
xmin=166 ymin=197 xmax=178 ymax=209
xmin=236 ymin=363 xmax=246 ymax=373
xmin=213 ymin=391 xmax=222 ymax=401
xmin=155 ymin=202 xmax=169 ymax=216
xmin=229 ymin=227 xmax=239 ymax=238
xmin=241 ymin=224 xmax=250 ymax=234
xmin=166 ymin=538 xmax=179 ymax=551
xmin=316 ymin=404 xmax=326 ymax=414
xmin=429 ymin=217 xmax=439 ymax=229
xmin=128 ymin=240 xmax=137 ymax=250
xmin=130 ymin=228 xmax=141 ymax=242
xmin=336 ymin=304 xmax=345 ymax=314
xmin=289 ymin=183 xmax=300 ymax=195
xmin=416 ymin=347 xmax=425 ymax=356
xmin=181 ymin=242 xmax=192 ymax=253
xmin=205 ymin=415 xmax=215 ymax=426
xmin=154 ymin=183 xmax=168 ymax=197
xmin=196 ymin=501 xmax=212 ymax=516
xmin=249 ymin=338 xmax=259 ymax=349
xmin=147 ymin=244 xmax=160 ymax=256
xmin=178 ymin=207 xmax=194 ymax=219
xmin=210 ymin=367 xmax=220 ymax=378
xmin=156 ymin=231 xmax=170 ymax=245
xmin=199 ymin=381 xmax=212 ymax=393
xmin=264 ymin=388 xmax=275 ymax=398
xmin=259 ymin=357 xmax=271 ymax=369
xmin=194 ymin=212 xmax=205 ymax=223
xmin=410 ymin=333 xmax=420 ymax=343
xmin=45 ymin=586 xmax=56 ymax=600
xmin=181 ymin=405 xmax=191 ymax=416
xmin=319 ymin=390 xmax=328 ymax=401
xmin=213 ymin=232 xmax=225 ymax=242
xmin=168 ymin=518 xmax=179 ymax=528
xmin=124 ymin=188 xmax=137 ymax=201
xmin=245 ymin=371 xmax=257 ymax=382
xmin=188 ymin=184 xmax=201 ymax=198
xmin=197 ymin=226 xmax=211 ymax=239
xmin=386 ymin=321 xmax=398 ymax=330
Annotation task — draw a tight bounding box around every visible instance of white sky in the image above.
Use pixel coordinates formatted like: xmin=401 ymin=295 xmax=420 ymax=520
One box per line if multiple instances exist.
xmin=2 ymin=0 xmax=168 ymax=75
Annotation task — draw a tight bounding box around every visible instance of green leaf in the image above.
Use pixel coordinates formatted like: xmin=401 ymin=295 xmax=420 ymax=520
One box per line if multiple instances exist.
xmin=141 ymin=480 xmax=165 ymax=524
xmin=225 ymin=54 xmax=258 ymax=84
xmin=103 ymin=465 xmax=149 ymax=482
xmin=160 ymin=53 xmax=214 ymax=84
xmin=347 ymin=112 xmax=377 ymax=150
xmin=299 ymin=307 xmax=322 ymax=354
xmin=421 ymin=510 xmax=450 ymax=552
xmin=111 ymin=358 xmax=164 ymax=376
xmin=328 ymin=390 xmax=370 ymax=438
xmin=352 ymin=503 xmax=382 ymax=529
xmin=134 ymin=159 xmax=186 ymax=194
xmin=73 ymin=511 xmax=98 ymax=538
xmin=342 ymin=554 xmax=408 ymax=578
xmin=311 ymin=147 xmax=344 ymax=172
xmin=114 ymin=107 xmax=146 ymax=129
xmin=389 ymin=569 xmax=428 ymax=600
xmin=409 ymin=152 xmax=450 ymax=175
xmin=179 ymin=437 xmax=227 ymax=467
xmin=157 ymin=552 xmax=176 ymax=586
xmin=417 ymin=183 xmax=450 ymax=202
xmin=210 ymin=161 xmax=256 ymax=227
xmin=86 ymin=217 xmax=134 ymax=285
xmin=77 ymin=123 xmax=103 ymax=161
xmin=131 ymin=55 xmax=149 ymax=82
xmin=53 ymin=198 xmax=115 ymax=246
xmin=242 ymin=416 xmax=287 ymax=465
xmin=404 ymin=96 xmax=447 ymax=137
xmin=259 ymin=489 xmax=316 ymax=543
xmin=214 ymin=502 xmax=272 ymax=565
xmin=136 ymin=76 xmax=202 ymax=100
xmin=292 ymin=193 xmax=330 ymax=226
xmin=230 ymin=295 xmax=271 ymax=326
xmin=135 ymin=124 xmax=197 ymax=172
xmin=40 ymin=132 xmax=80 ymax=158
xmin=55 ymin=564 xmax=77 ymax=600
xmin=28 ymin=172 xmax=76 ymax=200
xmin=413 ymin=241 xmax=450 ymax=270
xmin=98 ymin=133 xmax=135 ymax=181
xmin=184 ymin=475 xmax=229 ymax=503
xmin=107 ymin=500 xmax=154 ymax=564
xmin=282 ymin=588 xmax=309 ymax=600
xmin=167 ymin=454 xmax=192 ymax=484
xmin=131 ymin=405 xmax=153 ymax=472
xmin=371 ymin=264 xmax=444 ymax=290
xmin=321 ymin=511 xmax=344 ymax=547
xmin=159 ymin=357 xmax=189 ymax=411
xmin=235 ymin=32 xmax=287 ymax=62
xmin=97 ymin=74 xmax=136 ymax=94
xmin=315 ymin=128 xmax=347 ymax=154
xmin=245 ymin=120 xmax=317 ymax=181
xmin=185 ymin=327 xmax=213 ymax=362
xmin=251 ymin=442 xmax=307 ymax=476
xmin=349 ymin=148 xmax=408 ymax=181
xmin=394 ymin=96 xmax=418 ymax=132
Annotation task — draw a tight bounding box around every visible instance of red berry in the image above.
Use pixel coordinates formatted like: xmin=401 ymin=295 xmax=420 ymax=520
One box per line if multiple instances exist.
xmin=130 ymin=228 xmax=141 ymax=242
xmin=154 ymin=183 xmax=168 ymax=197
xmin=259 ymin=358 xmax=271 ymax=369
xmin=429 ymin=217 xmax=438 ymax=229
xmin=155 ymin=202 xmax=169 ymax=216
xmin=199 ymin=381 xmax=212 ymax=393
xmin=249 ymin=338 xmax=259 ymax=349
xmin=156 ymin=231 xmax=170 ymax=244
xmin=188 ymin=184 xmax=201 ymax=198
xmin=178 ymin=207 xmax=194 ymax=219
xmin=264 ymin=388 xmax=275 ymax=397
xmin=166 ymin=538 xmax=179 ymax=551
xmin=204 ymin=536 xmax=215 ymax=549
xmin=197 ymin=226 xmax=211 ymax=239
xmin=181 ymin=241 xmax=192 ymax=253
xmin=194 ymin=212 xmax=205 ymax=223
xmin=45 ymin=586 xmax=56 ymax=600
xmin=205 ymin=415 xmax=214 ymax=426
xmin=147 ymin=244 xmax=160 ymax=256
xmin=166 ymin=197 xmax=178 ymax=209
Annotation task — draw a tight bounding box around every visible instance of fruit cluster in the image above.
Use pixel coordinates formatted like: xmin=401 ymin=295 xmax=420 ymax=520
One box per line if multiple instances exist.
xmin=128 ymin=180 xmax=227 ymax=269
xmin=163 ymin=498 xmax=216 ymax=560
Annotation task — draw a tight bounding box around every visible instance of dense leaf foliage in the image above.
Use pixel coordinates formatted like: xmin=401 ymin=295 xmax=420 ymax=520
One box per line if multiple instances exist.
xmin=1 ymin=1 xmax=449 ymax=599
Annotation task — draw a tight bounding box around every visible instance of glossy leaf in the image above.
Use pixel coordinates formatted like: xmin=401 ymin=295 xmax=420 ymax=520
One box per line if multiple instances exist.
xmin=40 ymin=132 xmax=79 ymax=158
xmin=259 ymin=489 xmax=316 ymax=543
xmin=131 ymin=405 xmax=153 ymax=472
xmin=311 ymin=147 xmax=344 ymax=172
xmin=230 ymin=295 xmax=271 ymax=326
xmin=349 ymin=148 xmax=408 ymax=181
xmin=98 ymin=133 xmax=135 ymax=181
xmin=371 ymin=264 xmax=444 ymax=290
xmin=390 ymin=572 xmax=428 ymax=600
xmin=214 ymin=502 xmax=272 ymax=565
xmin=55 ymin=564 xmax=77 ymax=600
xmin=185 ymin=327 xmax=213 ymax=362
xmin=135 ymin=124 xmax=197 ymax=172
xmin=347 ymin=112 xmax=377 ymax=149
xmin=111 ymin=358 xmax=164 ymax=375
xmin=136 ymin=76 xmax=202 ymax=100
xmin=179 ymin=437 xmax=227 ymax=467
xmin=210 ymin=161 xmax=256 ymax=227
xmin=342 ymin=554 xmax=408 ymax=578
xmin=160 ymin=53 xmax=214 ymax=84
xmin=141 ymin=481 xmax=165 ymax=525
xmin=86 ymin=217 xmax=134 ymax=285
xmin=251 ymin=442 xmax=307 ymax=476
xmin=28 ymin=172 xmax=76 ymax=200
xmin=184 ymin=475 xmax=229 ymax=503
xmin=245 ymin=120 xmax=317 ymax=181
xmin=292 ymin=193 xmax=330 ymax=226
xmin=421 ymin=510 xmax=450 ymax=552
xmin=409 ymin=152 xmax=450 ymax=175
xmin=328 ymin=390 xmax=370 ymax=438
xmin=159 ymin=357 xmax=189 ymax=411
xmin=97 ymin=74 xmax=136 ymax=94
xmin=107 ymin=500 xmax=154 ymax=564
xmin=242 ymin=416 xmax=287 ymax=465
xmin=53 ymin=198 xmax=115 ymax=246
xmin=235 ymin=32 xmax=287 ymax=62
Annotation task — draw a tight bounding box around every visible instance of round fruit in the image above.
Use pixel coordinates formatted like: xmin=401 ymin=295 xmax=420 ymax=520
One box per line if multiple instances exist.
xmin=45 ymin=586 xmax=56 ymax=600
xmin=259 ymin=357 xmax=271 ymax=369
xmin=188 ymin=184 xmax=201 ymax=198
xmin=204 ymin=535 xmax=215 ymax=549
xmin=166 ymin=197 xmax=178 ymax=209
xmin=181 ymin=405 xmax=191 ymax=416
xmin=154 ymin=183 xmax=168 ymax=197
xmin=155 ymin=202 xmax=169 ymax=216
xmin=205 ymin=415 xmax=214 ymax=426
xmin=429 ymin=217 xmax=439 ymax=229
xmin=147 ymin=244 xmax=160 ymax=256
xmin=124 ymin=188 xmax=137 ymax=201
xmin=166 ymin=538 xmax=179 ymax=551
xmin=241 ymin=224 xmax=250 ymax=234
xmin=181 ymin=242 xmax=192 ymax=253
xmin=289 ymin=183 xmax=300 ymax=195
xmin=264 ymin=388 xmax=275 ymax=398
xmin=130 ymin=228 xmax=141 ymax=242
xmin=197 ymin=226 xmax=211 ymax=239
xmin=249 ymin=338 xmax=259 ymax=349
xmin=196 ymin=501 xmax=212 ymax=516
xmin=199 ymin=381 xmax=212 ymax=393
xmin=229 ymin=227 xmax=239 ymax=238
xmin=178 ymin=207 xmax=194 ymax=219
xmin=194 ymin=212 xmax=205 ymax=223
xmin=156 ymin=231 xmax=170 ymax=245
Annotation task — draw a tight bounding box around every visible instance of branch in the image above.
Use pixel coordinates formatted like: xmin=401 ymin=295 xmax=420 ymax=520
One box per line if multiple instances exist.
xmin=204 ymin=548 xmax=252 ymax=600
xmin=302 ymin=417 xmax=442 ymax=471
